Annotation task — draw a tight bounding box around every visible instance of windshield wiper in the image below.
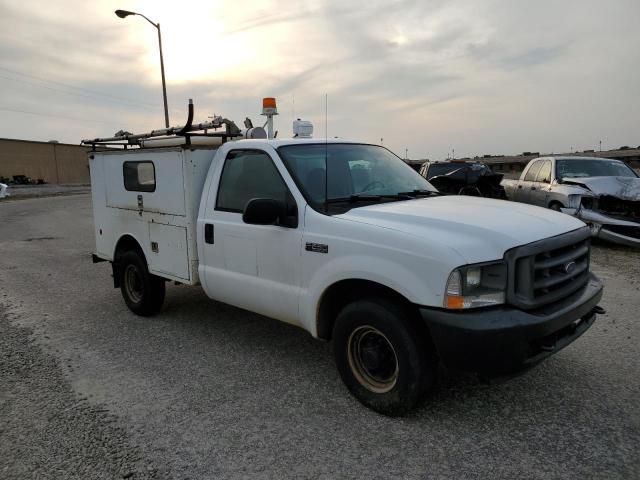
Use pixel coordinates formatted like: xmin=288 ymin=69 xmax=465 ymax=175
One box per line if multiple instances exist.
xmin=326 ymin=194 xmax=385 ymax=204
xmin=396 ymin=189 xmax=441 ymax=197
xmin=326 ymin=191 xmax=439 ymax=204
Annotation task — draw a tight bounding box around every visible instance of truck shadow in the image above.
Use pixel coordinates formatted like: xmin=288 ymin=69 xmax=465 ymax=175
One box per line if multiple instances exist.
xmin=157 ymin=284 xmax=597 ymax=422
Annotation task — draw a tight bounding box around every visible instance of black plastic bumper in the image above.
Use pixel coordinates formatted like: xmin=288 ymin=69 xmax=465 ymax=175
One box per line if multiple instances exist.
xmin=420 ymin=273 xmax=604 ymax=377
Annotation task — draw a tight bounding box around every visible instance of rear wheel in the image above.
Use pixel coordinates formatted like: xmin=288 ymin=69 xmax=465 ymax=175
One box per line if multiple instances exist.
xmin=333 ymin=298 xmax=436 ymax=416
xmin=119 ymin=250 xmax=165 ymax=316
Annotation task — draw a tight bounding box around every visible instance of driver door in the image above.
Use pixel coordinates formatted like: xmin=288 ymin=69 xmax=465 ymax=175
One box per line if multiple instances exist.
xmin=517 ymin=160 xmax=542 ymax=203
xmin=530 ymin=160 xmax=552 ymax=207
xmin=200 ymin=149 xmax=303 ymax=325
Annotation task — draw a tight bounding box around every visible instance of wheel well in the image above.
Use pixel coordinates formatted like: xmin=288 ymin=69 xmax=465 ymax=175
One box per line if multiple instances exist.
xmin=316 ymin=279 xmax=415 ymax=341
xmin=112 ymin=235 xmax=145 ymax=288
xmin=549 ymin=200 xmax=564 ymax=208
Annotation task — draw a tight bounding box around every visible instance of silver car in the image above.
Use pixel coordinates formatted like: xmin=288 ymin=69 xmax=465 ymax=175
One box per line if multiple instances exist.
xmin=502 ymin=156 xmax=640 ymax=247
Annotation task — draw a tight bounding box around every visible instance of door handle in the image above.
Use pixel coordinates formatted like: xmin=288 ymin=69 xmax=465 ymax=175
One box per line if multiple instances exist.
xmin=204 ymin=224 xmax=214 ymax=244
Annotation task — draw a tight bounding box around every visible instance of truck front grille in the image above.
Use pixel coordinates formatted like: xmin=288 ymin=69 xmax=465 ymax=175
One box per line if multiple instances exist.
xmin=505 ymin=227 xmax=591 ymax=310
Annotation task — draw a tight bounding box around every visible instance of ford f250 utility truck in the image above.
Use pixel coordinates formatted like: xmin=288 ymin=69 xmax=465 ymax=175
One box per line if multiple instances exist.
xmin=85 ymin=99 xmax=604 ymax=415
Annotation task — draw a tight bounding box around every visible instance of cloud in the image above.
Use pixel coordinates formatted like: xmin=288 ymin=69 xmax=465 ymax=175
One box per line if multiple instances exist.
xmin=500 ymin=46 xmax=567 ymax=69
xmin=0 ymin=0 xmax=638 ymax=159
xmin=224 ymin=10 xmax=318 ymax=35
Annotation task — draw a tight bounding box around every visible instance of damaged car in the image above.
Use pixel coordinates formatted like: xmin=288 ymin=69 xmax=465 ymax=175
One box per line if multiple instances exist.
xmin=419 ymin=160 xmax=507 ymax=199
xmin=502 ymin=156 xmax=640 ymax=247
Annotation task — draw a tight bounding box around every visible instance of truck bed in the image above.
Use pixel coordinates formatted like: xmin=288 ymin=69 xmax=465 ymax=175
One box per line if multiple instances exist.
xmin=90 ymin=147 xmax=217 ymax=285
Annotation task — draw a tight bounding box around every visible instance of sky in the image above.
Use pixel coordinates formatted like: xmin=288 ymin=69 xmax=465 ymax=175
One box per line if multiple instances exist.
xmin=0 ymin=0 xmax=639 ymax=160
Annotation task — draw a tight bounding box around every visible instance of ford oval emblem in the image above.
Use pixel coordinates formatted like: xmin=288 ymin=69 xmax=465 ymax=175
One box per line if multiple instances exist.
xmin=564 ymin=261 xmax=577 ymax=274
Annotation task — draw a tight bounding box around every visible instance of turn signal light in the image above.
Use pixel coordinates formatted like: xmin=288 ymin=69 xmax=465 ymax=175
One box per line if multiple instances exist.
xmin=445 ymin=295 xmax=465 ymax=309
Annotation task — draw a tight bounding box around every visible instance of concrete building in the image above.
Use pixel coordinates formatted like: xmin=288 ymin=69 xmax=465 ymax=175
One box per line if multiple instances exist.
xmin=0 ymin=138 xmax=93 ymax=184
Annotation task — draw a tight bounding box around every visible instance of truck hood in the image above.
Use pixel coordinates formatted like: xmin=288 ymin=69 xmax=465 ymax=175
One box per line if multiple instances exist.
xmin=560 ymin=176 xmax=640 ymax=201
xmin=338 ymin=196 xmax=585 ymax=263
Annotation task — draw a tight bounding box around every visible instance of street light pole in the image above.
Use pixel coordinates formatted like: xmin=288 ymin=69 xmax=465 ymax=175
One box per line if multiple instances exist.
xmin=156 ymin=25 xmax=169 ymax=128
xmin=115 ymin=10 xmax=170 ymax=127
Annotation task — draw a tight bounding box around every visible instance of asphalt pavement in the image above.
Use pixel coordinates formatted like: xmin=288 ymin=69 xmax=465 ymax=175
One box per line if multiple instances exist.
xmin=0 ymin=194 xmax=638 ymax=479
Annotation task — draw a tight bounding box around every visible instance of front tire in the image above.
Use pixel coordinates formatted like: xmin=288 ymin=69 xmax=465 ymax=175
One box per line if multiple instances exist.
xmin=333 ymin=298 xmax=436 ymax=416
xmin=549 ymin=201 xmax=563 ymax=211
xmin=119 ymin=250 xmax=165 ymax=316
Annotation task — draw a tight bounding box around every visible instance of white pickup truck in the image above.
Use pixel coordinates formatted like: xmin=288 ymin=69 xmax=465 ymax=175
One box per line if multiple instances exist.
xmin=502 ymin=156 xmax=640 ymax=247
xmin=87 ymin=109 xmax=604 ymax=415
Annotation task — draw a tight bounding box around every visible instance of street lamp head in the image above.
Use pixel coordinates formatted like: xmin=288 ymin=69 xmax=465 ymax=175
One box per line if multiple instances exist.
xmin=115 ymin=9 xmax=136 ymax=18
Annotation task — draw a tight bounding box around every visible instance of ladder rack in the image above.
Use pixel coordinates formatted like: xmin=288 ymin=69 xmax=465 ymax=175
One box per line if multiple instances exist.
xmin=81 ymin=99 xmax=243 ymax=150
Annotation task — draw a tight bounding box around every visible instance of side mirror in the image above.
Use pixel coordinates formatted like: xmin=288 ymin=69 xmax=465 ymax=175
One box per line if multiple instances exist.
xmin=243 ymin=198 xmax=281 ymax=225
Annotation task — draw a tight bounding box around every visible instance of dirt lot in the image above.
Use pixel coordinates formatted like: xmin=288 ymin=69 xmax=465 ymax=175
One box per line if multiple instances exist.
xmin=0 ymin=194 xmax=638 ymax=479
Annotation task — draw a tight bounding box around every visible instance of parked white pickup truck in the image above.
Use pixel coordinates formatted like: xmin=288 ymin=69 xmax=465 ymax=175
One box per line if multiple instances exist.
xmin=86 ymin=104 xmax=604 ymax=415
xmin=502 ymin=156 xmax=640 ymax=247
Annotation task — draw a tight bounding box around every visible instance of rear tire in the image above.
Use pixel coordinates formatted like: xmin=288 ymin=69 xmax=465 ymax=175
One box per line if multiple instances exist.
xmin=333 ymin=298 xmax=436 ymax=416
xmin=119 ymin=250 xmax=165 ymax=316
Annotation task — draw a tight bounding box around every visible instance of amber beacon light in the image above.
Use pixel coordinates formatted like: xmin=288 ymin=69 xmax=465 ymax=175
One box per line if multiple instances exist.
xmin=261 ymin=97 xmax=278 ymax=139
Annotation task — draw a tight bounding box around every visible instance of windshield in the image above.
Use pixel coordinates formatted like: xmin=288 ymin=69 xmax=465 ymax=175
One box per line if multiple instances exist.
xmin=278 ymin=143 xmax=437 ymax=211
xmin=556 ymin=159 xmax=637 ymax=180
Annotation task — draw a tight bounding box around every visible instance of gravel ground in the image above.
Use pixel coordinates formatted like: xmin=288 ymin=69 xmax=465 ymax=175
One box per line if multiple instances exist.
xmin=0 ymin=194 xmax=639 ymax=479
xmin=0 ymin=184 xmax=90 ymax=201
xmin=0 ymin=307 xmax=157 ymax=479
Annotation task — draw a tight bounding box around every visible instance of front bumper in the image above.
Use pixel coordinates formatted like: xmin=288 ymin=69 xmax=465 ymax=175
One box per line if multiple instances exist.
xmin=419 ymin=273 xmax=603 ymax=377
xmin=597 ymin=227 xmax=640 ymax=248
xmin=561 ymin=208 xmax=640 ymax=247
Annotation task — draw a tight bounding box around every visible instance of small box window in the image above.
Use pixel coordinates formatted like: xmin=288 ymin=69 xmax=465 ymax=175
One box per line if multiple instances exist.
xmin=123 ymin=161 xmax=156 ymax=192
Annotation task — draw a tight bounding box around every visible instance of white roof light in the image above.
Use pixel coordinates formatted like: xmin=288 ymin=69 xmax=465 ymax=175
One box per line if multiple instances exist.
xmin=293 ymin=119 xmax=313 ymax=138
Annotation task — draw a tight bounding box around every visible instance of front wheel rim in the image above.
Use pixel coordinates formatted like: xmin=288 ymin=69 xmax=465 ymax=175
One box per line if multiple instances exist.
xmin=347 ymin=325 xmax=399 ymax=393
xmin=124 ymin=264 xmax=143 ymax=304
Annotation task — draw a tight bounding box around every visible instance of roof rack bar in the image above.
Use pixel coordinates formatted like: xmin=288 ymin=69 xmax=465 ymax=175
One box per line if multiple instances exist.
xmin=81 ymin=99 xmax=241 ymax=146
xmin=177 ymin=99 xmax=194 ymax=135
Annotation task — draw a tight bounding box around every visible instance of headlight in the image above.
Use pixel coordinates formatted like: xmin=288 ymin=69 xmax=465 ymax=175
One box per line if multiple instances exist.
xmin=444 ymin=261 xmax=507 ymax=309
xmin=580 ymin=195 xmax=596 ymax=210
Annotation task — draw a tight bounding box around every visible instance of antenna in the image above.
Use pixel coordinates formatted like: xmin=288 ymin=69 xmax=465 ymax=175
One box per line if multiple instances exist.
xmin=324 ymin=93 xmax=329 ymax=213
xmin=325 ymin=93 xmax=328 ymax=139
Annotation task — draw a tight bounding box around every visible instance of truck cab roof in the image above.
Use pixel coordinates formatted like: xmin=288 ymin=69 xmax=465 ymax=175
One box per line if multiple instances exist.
xmin=216 ymin=137 xmax=364 ymax=149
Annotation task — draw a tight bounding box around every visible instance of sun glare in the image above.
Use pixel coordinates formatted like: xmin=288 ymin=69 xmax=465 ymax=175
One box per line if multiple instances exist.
xmin=127 ymin=0 xmax=266 ymax=84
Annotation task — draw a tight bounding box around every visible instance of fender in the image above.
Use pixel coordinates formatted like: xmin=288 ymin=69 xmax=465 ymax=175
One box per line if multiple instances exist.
xmin=111 ymin=233 xmax=149 ymax=288
xmin=300 ymin=253 xmax=449 ymax=337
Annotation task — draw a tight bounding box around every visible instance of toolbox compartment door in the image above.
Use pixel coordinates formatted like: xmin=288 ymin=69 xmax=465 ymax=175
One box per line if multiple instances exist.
xmin=104 ymin=150 xmax=186 ymax=216
xmin=148 ymin=223 xmax=189 ymax=280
